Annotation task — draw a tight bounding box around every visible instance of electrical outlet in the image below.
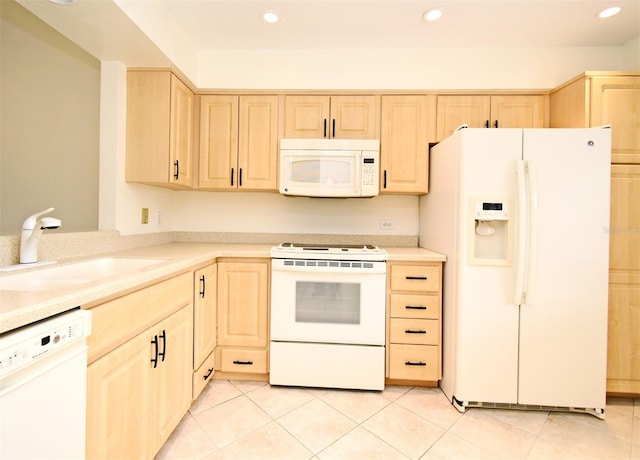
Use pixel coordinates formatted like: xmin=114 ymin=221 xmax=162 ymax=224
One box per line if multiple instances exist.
xmin=141 ymin=208 xmax=149 ymax=224
xmin=379 ymin=219 xmax=395 ymax=230
xmin=156 ymin=210 xmax=163 ymax=228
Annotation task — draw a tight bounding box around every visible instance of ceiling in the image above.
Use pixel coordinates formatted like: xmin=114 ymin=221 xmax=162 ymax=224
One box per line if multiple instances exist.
xmin=158 ymin=0 xmax=640 ymax=50
xmin=14 ymin=0 xmax=640 ymax=70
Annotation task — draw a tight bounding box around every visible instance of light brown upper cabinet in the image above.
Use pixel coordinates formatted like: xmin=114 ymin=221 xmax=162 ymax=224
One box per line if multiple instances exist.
xmin=126 ymin=71 xmax=194 ymax=189
xmin=380 ymin=95 xmax=435 ymax=195
xmin=550 ymin=72 xmax=640 ymax=165
xmin=198 ymin=95 xmax=279 ymax=191
xmin=284 ymin=95 xmax=380 ymax=139
xmin=436 ymin=95 xmax=546 ymax=141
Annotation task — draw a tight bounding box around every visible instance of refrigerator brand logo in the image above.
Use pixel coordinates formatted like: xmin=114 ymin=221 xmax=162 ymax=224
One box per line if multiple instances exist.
xmin=603 ymin=226 xmax=640 ymax=234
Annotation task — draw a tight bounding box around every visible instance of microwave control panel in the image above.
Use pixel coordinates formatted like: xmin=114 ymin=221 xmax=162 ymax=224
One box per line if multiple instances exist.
xmin=362 ymin=156 xmax=377 ymax=187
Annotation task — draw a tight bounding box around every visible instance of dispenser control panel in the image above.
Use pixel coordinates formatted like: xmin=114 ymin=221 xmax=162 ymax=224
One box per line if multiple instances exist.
xmin=475 ymin=201 xmax=509 ymax=221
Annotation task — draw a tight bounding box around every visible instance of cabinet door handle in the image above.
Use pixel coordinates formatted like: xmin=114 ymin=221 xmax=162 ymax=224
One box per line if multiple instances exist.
xmin=406 ymin=276 xmax=427 ymax=281
xmin=494 ymin=120 xmax=499 ymax=128
xmin=332 ymin=118 xmax=336 ymax=138
xmin=323 ymin=119 xmax=327 ymax=138
xmin=405 ymin=329 xmax=427 ymax=334
xmin=383 ymin=170 xmax=387 ymax=189
xmin=406 ymin=305 xmax=427 ymax=310
xmin=230 ymin=168 xmax=234 ymax=186
xmin=239 ymin=168 xmax=243 ymax=187
xmin=150 ymin=335 xmax=158 ymax=368
xmin=199 ymin=275 xmax=206 ymax=298
xmin=232 ymin=360 xmax=254 ymax=365
xmin=485 ymin=120 xmax=490 ymax=128
xmin=158 ymin=330 xmax=166 ymax=362
xmin=173 ymin=160 xmax=179 ymax=180
xmin=405 ymin=361 xmax=427 ymax=366
xmin=203 ymin=368 xmax=214 ymax=380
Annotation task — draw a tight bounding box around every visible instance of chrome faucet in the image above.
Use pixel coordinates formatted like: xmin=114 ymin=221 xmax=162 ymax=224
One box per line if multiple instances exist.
xmin=20 ymin=207 xmax=61 ymax=264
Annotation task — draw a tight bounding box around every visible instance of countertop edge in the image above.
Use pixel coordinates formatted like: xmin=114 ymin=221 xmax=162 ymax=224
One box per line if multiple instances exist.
xmin=1 ymin=243 xmax=446 ymax=334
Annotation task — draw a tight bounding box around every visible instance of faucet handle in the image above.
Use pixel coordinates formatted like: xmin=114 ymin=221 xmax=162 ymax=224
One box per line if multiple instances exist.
xmin=22 ymin=207 xmax=55 ymax=230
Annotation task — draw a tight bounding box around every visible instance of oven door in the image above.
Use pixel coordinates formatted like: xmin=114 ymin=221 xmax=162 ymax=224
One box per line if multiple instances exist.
xmin=270 ymin=259 xmax=386 ymax=346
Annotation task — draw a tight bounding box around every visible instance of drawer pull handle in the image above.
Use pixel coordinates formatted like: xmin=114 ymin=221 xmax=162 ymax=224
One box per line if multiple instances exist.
xmin=405 ymin=361 xmax=427 ymax=366
xmin=406 ymin=276 xmax=427 ymax=280
xmin=405 ymin=329 xmax=427 ymax=334
xmin=233 ymin=360 xmax=254 ymax=365
xmin=203 ymin=368 xmax=214 ymax=380
xmin=406 ymin=305 xmax=427 ymax=310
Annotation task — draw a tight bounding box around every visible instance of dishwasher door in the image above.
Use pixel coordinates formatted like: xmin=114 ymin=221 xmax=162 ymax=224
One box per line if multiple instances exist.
xmin=0 ymin=309 xmax=92 ymax=459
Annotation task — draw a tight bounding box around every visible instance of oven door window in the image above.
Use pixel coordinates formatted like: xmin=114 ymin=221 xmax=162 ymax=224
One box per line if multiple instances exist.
xmin=295 ymin=281 xmax=360 ymax=324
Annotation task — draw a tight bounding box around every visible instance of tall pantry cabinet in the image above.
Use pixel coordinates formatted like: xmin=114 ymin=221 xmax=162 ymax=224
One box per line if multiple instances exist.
xmin=550 ymin=72 xmax=640 ymax=395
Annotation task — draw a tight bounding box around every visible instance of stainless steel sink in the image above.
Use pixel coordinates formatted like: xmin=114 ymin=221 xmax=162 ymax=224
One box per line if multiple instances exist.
xmin=0 ymin=257 xmax=168 ymax=291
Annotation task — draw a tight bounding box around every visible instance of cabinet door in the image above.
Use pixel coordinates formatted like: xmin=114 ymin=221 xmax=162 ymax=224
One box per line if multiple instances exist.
xmin=217 ymin=260 xmax=269 ymax=348
xmin=490 ymin=95 xmax=546 ymax=129
xmin=436 ymin=95 xmax=490 ymax=141
xmin=152 ymin=305 xmax=194 ymax=453
xmin=198 ymin=95 xmax=239 ymax=189
xmin=590 ymin=76 xmax=640 ymax=164
xmin=194 ymin=264 xmax=217 ymax=368
xmin=330 ymin=95 xmax=380 ymax=139
xmin=238 ymin=95 xmax=279 ymax=190
xmin=607 ymin=164 xmax=640 ymax=394
xmin=125 ymin=71 xmax=171 ymax=186
xmin=86 ymin=330 xmax=153 ymax=459
xmin=380 ymin=95 xmax=429 ymax=194
xmin=284 ymin=95 xmax=330 ymax=138
xmin=170 ymin=75 xmax=195 ymax=187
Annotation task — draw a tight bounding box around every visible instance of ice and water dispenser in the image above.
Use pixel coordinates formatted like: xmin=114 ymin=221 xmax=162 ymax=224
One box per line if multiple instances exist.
xmin=469 ymin=200 xmax=511 ymax=265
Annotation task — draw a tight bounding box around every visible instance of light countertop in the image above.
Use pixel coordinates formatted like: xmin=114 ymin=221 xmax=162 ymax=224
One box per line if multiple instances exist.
xmin=1 ymin=243 xmax=445 ymax=334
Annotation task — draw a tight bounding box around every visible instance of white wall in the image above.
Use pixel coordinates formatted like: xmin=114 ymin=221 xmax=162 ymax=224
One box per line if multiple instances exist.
xmin=196 ymin=45 xmax=633 ymax=90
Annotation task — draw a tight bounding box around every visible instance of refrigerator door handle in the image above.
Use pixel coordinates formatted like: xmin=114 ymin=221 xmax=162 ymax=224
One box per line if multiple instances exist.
xmin=524 ymin=161 xmax=538 ymax=305
xmin=514 ymin=160 xmax=528 ymax=306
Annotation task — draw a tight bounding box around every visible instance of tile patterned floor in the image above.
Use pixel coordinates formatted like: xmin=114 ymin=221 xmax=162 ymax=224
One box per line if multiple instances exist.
xmin=156 ymin=380 xmax=640 ymax=460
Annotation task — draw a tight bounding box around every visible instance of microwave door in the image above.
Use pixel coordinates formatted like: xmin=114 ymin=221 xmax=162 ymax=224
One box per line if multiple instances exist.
xmin=282 ymin=153 xmax=359 ymax=197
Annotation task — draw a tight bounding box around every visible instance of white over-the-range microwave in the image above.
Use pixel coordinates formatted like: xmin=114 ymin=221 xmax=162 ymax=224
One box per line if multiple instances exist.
xmin=279 ymin=138 xmax=380 ymax=198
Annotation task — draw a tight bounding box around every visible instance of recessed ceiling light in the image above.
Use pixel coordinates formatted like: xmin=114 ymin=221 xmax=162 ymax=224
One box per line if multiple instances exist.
xmin=263 ymin=11 xmax=280 ymax=23
xmin=597 ymin=6 xmax=621 ymax=18
xmin=48 ymin=0 xmax=75 ymax=4
xmin=422 ymin=8 xmax=443 ymax=22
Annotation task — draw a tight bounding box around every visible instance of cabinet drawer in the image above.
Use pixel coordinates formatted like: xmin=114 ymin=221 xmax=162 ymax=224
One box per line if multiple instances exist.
xmin=389 ymin=318 xmax=439 ymax=345
xmin=389 ymin=344 xmax=439 ymax=381
xmin=88 ymin=272 xmax=193 ymax=363
xmin=218 ymin=348 xmax=268 ymax=374
xmin=192 ymin=351 xmax=216 ymax=401
xmin=389 ymin=294 xmax=440 ymax=319
xmin=390 ymin=264 xmax=441 ymax=292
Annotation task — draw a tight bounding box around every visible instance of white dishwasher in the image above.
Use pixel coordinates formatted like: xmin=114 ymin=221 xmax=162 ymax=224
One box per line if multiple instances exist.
xmin=0 ymin=308 xmax=92 ymax=459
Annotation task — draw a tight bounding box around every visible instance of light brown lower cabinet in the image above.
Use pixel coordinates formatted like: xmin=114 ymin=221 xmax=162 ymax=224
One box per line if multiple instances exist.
xmin=85 ymin=273 xmax=194 ymax=459
xmin=386 ymin=261 xmax=443 ymax=385
xmin=215 ymin=259 xmax=270 ymax=379
xmin=607 ymin=164 xmax=640 ymax=394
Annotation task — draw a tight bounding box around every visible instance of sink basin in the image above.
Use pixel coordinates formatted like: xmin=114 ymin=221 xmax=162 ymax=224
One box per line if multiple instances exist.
xmin=0 ymin=257 xmax=168 ymax=291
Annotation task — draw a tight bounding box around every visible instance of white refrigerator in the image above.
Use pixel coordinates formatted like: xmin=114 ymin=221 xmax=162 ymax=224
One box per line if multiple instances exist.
xmin=420 ymin=127 xmax=611 ymax=418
